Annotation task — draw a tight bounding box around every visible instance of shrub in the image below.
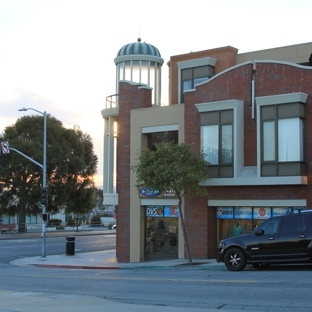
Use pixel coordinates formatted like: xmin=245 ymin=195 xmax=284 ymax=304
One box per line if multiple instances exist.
xmin=66 ymin=220 xmax=76 ymax=227
xmin=47 ymin=219 xmax=62 ymax=227
xmin=90 ymin=214 xmax=102 ymax=226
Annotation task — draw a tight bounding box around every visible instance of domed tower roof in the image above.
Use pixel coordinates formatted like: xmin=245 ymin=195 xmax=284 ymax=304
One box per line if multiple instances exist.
xmin=117 ymin=38 xmax=161 ymax=58
xmin=114 ymin=38 xmax=163 ymax=65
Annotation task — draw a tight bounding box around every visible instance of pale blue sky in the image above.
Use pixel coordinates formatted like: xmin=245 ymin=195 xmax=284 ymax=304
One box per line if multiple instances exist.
xmin=1 ymin=0 xmax=311 ymax=186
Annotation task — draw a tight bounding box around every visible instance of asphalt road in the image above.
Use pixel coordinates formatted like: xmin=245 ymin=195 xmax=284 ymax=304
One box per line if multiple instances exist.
xmin=1 ymin=261 xmax=312 ymax=311
xmin=1 ymin=234 xmax=312 ymax=311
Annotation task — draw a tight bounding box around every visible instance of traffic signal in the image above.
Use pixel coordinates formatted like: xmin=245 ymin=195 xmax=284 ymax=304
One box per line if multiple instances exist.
xmin=40 ymin=187 xmax=47 ymax=206
xmin=42 ymin=213 xmax=50 ymax=221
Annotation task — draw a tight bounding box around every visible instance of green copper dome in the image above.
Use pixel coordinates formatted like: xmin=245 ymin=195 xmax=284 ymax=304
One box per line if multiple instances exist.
xmin=117 ymin=38 xmax=161 ymax=58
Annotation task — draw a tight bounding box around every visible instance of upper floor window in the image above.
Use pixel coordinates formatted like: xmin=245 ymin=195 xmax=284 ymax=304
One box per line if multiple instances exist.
xmin=256 ymin=93 xmax=308 ymax=177
xmin=201 ymin=110 xmax=233 ymax=178
xmin=181 ymin=65 xmax=214 ymax=103
xmin=262 ymin=117 xmax=304 ymax=162
xmin=178 ymin=57 xmax=217 ymax=104
xmin=196 ymin=100 xmax=244 ymax=180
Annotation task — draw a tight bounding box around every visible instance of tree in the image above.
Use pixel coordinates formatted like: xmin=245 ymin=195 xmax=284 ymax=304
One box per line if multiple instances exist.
xmin=0 ymin=115 xmax=98 ymax=232
xmin=65 ymin=182 xmax=96 ymax=232
xmin=94 ymin=188 xmax=105 ymax=210
xmin=132 ymin=141 xmax=209 ymax=265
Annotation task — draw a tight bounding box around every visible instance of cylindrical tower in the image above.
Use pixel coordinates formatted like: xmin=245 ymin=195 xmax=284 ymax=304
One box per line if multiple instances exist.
xmin=102 ymin=39 xmax=163 ymax=207
xmin=114 ymin=38 xmax=164 ymax=105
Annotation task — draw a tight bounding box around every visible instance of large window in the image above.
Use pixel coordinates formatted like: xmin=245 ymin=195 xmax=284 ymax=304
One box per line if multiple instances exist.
xmin=257 ymin=93 xmax=307 ymax=177
xmin=181 ymin=65 xmax=214 ymax=102
xmin=201 ymin=110 xmax=233 ymax=178
xmin=263 ymin=118 xmax=304 ymax=162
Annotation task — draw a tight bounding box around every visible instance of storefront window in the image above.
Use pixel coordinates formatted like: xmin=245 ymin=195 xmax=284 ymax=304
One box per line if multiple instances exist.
xmin=145 ymin=206 xmax=179 ymax=257
xmin=216 ymin=206 xmax=305 ymax=242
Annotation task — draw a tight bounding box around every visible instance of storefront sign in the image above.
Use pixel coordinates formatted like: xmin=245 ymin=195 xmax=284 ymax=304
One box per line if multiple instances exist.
xmin=234 ymin=207 xmax=252 ymax=219
xmin=253 ymin=207 xmax=271 ymax=219
xmin=140 ymin=188 xmax=160 ymax=197
xmin=139 ymin=187 xmax=177 ymax=198
xmin=164 ymin=206 xmax=180 ymax=217
xmin=216 ymin=207 xmax=233 ymax=219
xmin=272 ymin=207 xmax=292 ymax=216
xmin=146 ymin=206 xmax=164 ymax=217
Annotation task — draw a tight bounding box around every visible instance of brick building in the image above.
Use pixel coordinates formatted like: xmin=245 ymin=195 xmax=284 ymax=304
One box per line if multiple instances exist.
xmin=101 ymin=40 xmax=312 ymax=262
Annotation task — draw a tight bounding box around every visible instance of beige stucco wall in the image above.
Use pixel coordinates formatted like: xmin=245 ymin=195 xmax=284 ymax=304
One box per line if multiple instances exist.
xmin=129 ymin=104 xmax=185 ymax=262
xmin=236 ymin=42 xmax=312 ymax=65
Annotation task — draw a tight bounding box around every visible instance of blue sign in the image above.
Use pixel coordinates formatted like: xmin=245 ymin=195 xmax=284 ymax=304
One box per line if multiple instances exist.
xmin=146 ymin=206 xmax=164 ymax=217
xmin=234 ymin=207 xmax=252 ymax=219
xmin=164 ymin=206 xmax=180 ymax=218
xmin=140 ymin=188 xmax=160 ymax=197
xmin=253 ymin=207 xmax=271 ymax=219
xmin=272 ymin=207 xmax=292 ymax=216
xmin=216 ymin=207 xmax=233 ymax=219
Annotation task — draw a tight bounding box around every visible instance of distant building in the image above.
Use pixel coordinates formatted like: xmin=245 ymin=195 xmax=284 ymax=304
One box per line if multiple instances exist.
xmin=101 ymin=40 xmax=312 ymax=262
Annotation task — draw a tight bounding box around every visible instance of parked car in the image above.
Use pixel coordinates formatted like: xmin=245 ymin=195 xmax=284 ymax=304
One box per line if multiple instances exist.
xmin=112 ymin=224 xmax=116 ymax=229
xmin=216 ymin=210 xmax=312 ymax=271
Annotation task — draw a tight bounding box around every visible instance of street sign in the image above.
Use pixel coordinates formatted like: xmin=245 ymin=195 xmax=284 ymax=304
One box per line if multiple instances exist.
xmin=1 ymin=141 xmax=10 ymax=154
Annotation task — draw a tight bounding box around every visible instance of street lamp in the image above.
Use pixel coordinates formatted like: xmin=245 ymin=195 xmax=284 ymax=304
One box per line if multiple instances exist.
xmin=18 ymin=107 xmax=47 ymax=257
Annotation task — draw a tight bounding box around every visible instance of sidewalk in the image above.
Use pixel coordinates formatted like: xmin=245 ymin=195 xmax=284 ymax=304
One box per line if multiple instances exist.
xmin=3 ymin=229 xmax=223 ymax=270
xmin=10 ymin=248 xmax=223 ymax=270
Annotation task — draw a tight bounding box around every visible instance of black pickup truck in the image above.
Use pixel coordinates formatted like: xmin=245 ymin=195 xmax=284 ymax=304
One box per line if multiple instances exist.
xmin=216 ymin=210 xmax=312 ymax=271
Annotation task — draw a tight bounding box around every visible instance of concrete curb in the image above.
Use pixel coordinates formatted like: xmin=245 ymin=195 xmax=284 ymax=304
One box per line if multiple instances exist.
xmin=36 ymin=264 xmax=121 ymax=269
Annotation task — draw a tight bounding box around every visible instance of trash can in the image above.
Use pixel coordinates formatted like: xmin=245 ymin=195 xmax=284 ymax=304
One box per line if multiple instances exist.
xmin=66 ymin=236 xmax=75 ymax=255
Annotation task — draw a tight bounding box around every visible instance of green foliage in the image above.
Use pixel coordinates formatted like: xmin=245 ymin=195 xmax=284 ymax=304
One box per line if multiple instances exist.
xmin=95 ymin=188 xmax=104 ymax=209
xmin=0 ymin=115 xmax=98 ymax=222
xmin=66 ymin=219 xmax=76 ymax=226
xmin=47 ymin=218 xmax=62 ymax=225
xmin=47 ymin=218 xmax=63 ymax=228
xmin=90 ymin=214 xmax=102 ymax=226
xmin=132 ymin=141 xmax=210 ymax=198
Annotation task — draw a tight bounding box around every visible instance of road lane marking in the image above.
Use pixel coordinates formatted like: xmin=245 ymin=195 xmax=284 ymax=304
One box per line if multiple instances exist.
xmin=0 ymin=272 xmax=257 ymax=284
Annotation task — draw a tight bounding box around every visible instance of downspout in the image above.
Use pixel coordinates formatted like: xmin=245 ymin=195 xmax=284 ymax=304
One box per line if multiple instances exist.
xmin=251 ymin=62 xmax=256 ymax=119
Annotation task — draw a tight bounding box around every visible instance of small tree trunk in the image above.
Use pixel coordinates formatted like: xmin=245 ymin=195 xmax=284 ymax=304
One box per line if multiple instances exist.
xmin=177 ymin=196 xmax=192 ymax=265
xmin=76 ymin=214 xmax=79 ymax=232
xmin=18 ymin=202 xmax=27 ymax=233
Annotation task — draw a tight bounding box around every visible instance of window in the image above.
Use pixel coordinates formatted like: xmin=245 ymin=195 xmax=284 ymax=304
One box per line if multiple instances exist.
xmin=281 ymin=215 xmax=301 ymax=234
xmin=181 ymin=65 xmax=214 ymax=102
xmin=262 ymin=117 xmax=304 ymax=162
xmin=201 ymin=110 xmax=233 ymax=178
xmin=196 ymin=100 xmax=244 ymax=182
xmin=260 ymin=103 xmax=305 ymax=176
xmin=177 ymin=57 xmax=217 ymax=104
xmin=257 ymin=93 xmax=308 ymax=177
xmin=259 ymin=217 xmax=281 ymax=235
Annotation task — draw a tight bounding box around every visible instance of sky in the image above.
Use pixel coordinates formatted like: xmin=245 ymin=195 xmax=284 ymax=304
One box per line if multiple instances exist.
xmin=1 ymin=0 xmax=311 ymax=187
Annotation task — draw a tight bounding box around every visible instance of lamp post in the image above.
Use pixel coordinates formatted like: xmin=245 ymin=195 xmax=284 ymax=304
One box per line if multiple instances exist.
xmin=18 ymin=107 xmax=47 ymax=257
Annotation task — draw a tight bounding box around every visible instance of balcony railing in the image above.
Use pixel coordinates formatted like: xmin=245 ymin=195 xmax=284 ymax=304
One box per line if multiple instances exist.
xmin=105 ymin=94 xmax=119 ymax=109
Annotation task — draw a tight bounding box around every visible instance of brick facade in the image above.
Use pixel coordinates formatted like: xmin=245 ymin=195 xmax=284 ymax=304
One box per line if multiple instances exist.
xmin=115 ymin=57 xmax=312 ymax=262
xmin=182 ymin=62 xmax=312 ymax=259
xmin=116 ymin=82 xmax=152 ymax=262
